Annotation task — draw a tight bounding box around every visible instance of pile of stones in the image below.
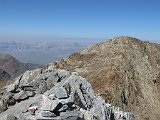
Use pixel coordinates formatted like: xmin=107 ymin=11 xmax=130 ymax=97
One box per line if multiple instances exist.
xmin=0 ymin=68 xmax=134 ymax=120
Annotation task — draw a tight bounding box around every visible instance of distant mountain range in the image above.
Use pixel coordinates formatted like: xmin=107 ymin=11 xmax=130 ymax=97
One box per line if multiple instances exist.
xmin=0 ymin=40 xmax=94 ymax=64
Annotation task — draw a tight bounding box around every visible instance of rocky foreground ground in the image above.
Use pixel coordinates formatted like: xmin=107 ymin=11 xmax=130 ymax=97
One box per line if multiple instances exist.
xmin=0 ymin=66 xmax=134 ymax=120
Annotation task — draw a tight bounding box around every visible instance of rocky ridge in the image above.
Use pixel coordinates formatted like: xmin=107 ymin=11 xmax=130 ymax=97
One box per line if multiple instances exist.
xmin=0 ymin=67 xmax=134 ymax=120
xmin=51 ymin=36 xmax=160 ymax=120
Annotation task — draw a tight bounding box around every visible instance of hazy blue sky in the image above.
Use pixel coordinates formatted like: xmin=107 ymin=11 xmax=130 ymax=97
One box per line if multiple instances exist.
xmin=0 ymin=0 xmax=160 ymax=42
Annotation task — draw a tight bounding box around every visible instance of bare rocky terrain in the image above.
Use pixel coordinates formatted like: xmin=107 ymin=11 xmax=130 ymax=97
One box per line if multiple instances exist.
xmin=0 ymin=54 xmax=41 ymax=91
xmin=0 ymin=67 xmax=134 ymax=120
xmin=51 ymin=36 xmax=160 ymax=120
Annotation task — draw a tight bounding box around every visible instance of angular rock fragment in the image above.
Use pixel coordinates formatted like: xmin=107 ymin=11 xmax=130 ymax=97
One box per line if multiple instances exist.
xmin=26 ymin=91 xmax=35 ymax=97
xmin=40 ymin=95 xmax=59 ymax=111
xmin=28 ymin=106 xmax=38 ymax=115
xmin=54 ymin=87 xmax=69 ymax=99
xmin=13 ymin=91 xmax=28 ymax=101
xmin=2 ymin=91 xmax=15 ymax=106
xmin=38 ymin=80 xmax=47 ymax=94
xmin=60 ymin=111 xmax=84 ymax=120
xmin=41 ymin=111 xmax=56 ymax=117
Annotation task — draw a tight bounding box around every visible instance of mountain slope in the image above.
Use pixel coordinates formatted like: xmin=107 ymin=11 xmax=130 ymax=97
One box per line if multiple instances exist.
xmin=0 ymin=54 xmax=41 ymax=79
xmin=51 ymin=36 xmax=160 ymax=120
xmin=0 ymin=69 xmax=11 ymax=80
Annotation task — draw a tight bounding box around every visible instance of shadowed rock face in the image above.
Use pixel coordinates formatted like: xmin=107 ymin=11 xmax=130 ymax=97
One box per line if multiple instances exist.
xmin=51 ymin=36 xmax=160 ymax=120
xmin=0 ymin=68 xmax=134 ymax=120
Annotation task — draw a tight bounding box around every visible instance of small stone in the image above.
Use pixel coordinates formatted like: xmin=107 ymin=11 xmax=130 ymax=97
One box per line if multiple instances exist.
xmin=28 ymin=106 xmax=38 ymax=115
xmin=26 ymin=91 xmax=35 ymax=97
xmin=60 ymin=111 xmax=84 ymax=120
xmin=58 ymin=104 xmax=68 ymax=112
xmin=72 ymin=72 xmax=79 ymax=76
xmin=41 ymin=111 xmax=56 ymax=117
xmin=22 ymin=107 xmax=28 ymax=113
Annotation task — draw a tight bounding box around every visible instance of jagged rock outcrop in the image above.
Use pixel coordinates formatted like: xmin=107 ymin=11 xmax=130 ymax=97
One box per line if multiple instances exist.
xmin=0 ymin=68 xmax=134 ymax=120
xmin=51 ymin=36 xmax=160 ymax=120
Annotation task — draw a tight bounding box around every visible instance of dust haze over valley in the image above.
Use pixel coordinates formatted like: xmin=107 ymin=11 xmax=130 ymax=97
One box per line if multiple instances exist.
xmin=0 ymin=36 xmax=102 ymax=64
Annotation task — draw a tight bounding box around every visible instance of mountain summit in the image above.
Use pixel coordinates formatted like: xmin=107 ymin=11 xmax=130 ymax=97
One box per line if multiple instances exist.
xmin=52 ymin=36 xmax=160 ymax=120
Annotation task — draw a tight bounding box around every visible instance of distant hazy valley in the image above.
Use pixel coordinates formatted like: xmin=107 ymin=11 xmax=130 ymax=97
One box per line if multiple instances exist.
xmin=0 ymin=39 xmax=99 ymax=65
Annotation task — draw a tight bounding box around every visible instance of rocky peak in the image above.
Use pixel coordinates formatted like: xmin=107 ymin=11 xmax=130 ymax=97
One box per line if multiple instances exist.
xmin=112 ymin=36 xmax=140 ymax=41
xmin=0 ymin=67 xmax=134 ymax=120
xmin=52 ymin=36 xmax=160 ymax=120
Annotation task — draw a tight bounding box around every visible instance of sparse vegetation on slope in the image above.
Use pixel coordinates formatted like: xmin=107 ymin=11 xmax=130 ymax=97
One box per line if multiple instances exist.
xmin=52 ymin=36 xmax=160 ymax=120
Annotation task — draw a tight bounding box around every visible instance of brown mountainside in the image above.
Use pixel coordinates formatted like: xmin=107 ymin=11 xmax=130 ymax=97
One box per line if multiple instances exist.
xmin=0 ymin=54 xmax=41 ymax=79
xmin=50 ymin=36 xmax=160 ymax=120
